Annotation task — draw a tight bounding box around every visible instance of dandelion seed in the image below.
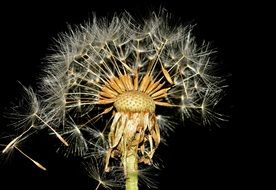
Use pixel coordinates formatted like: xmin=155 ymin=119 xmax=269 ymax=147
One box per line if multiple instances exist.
xmin=86 ymin=158 xmax=124 ymax=189
xmin=2 ymin=136 xmax=20 ymax=154
xmin=14 ymin=146 xmax=47 ymax=171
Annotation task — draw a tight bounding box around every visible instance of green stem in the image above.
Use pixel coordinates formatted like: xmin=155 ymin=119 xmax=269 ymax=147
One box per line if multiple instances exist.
xmin=124 ymin=148 xmax=138 ymax=190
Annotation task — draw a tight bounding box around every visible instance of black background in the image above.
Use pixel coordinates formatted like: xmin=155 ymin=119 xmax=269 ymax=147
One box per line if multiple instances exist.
xmin=0 ymin=0 xmax=260 ymax=189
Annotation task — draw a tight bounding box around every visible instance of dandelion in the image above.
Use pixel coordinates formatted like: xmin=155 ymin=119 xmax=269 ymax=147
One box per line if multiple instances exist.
xmin=1 ymin=9 xmax=226 ymax=190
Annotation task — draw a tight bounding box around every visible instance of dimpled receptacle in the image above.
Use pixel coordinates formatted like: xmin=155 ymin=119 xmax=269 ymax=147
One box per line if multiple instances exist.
xmin=114 ymin=91 xmax=155 ymax=113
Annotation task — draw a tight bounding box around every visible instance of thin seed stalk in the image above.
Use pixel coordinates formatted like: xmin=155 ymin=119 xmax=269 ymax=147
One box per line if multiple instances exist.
xmin=124 ymin=147 xmax=138 ymax=190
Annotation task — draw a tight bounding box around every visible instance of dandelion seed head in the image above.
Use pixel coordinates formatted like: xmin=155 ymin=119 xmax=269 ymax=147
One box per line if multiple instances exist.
xmin=2 ymin=8 xmax=227 ymax=189
xmin=39 ymin=9 xmax=225 ymax=180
